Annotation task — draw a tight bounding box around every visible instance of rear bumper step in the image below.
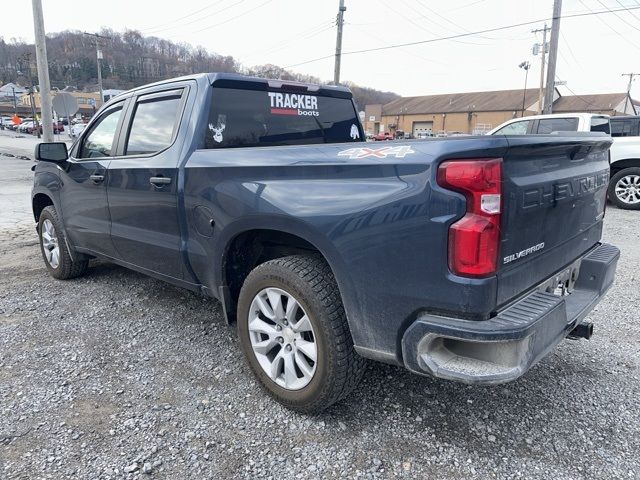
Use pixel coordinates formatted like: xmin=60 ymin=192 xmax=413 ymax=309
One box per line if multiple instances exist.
xmin=401 ymin=243 xmax=620 ymax=384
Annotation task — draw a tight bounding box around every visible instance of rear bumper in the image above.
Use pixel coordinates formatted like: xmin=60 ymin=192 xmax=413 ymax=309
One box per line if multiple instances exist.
xmin=401 ymin=243 xmax=620 ymax=384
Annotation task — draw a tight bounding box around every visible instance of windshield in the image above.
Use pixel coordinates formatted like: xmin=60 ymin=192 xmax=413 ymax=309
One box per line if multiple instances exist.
xmin=204 ymin=87 xmax=362 ymax=149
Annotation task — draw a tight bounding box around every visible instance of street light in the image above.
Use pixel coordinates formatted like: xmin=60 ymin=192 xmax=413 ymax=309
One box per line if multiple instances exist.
xmin=519 ymin=61 xmax=531 ymax=118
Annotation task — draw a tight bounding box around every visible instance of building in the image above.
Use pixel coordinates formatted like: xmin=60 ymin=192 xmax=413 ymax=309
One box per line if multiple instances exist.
xmin=364 ymin=89 xmax=638 ymax=137
xmin=102 ymin=89 xmax=126 ymax=102
xmin=0 ymin=82 xmax=28 ymax=102
xmin=18 ymin=91 xmax=101 ymax=116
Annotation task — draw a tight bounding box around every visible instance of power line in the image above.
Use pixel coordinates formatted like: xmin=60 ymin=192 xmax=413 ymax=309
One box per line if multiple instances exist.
xmin=614 ymin=0 xmax=640 ymax=21
xmin=559 ymin=30 xmax=583 ymax=70
xmin=137 ymin=1 xmax=226 ymax=33
xmin=239 ymin=20 xmax=335 ymax=62
xmin=595 ymin=0 xmax=640 ymax=32
xmin=388 ymin=0 xmax=488 ymax=45
xmin=348 ymin=23 xmax=452 ymax=68
xmin=190 ymin=0 xmax=274 ymax=34
xmin=144 ymin=0 xmax=245 ymax=35
xmin=413 ymin=0 xmax=495 ymax=40
xmin=556 ymin=75 xmax=598 ymax=108
xmin=285 ymin=4 xmax=640 ymax=68
xmin=446 ymin=0 xmax=487 ymax=11
xmin=578 ymin=0 xmax=640 ymax=50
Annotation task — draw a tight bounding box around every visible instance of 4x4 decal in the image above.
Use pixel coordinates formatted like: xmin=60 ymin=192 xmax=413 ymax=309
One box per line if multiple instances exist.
xmin=337 ymin=145 xmax=415 ymax=159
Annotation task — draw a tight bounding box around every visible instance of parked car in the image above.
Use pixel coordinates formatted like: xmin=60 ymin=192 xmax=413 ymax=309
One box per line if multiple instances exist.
xmin=32 ymin=73 xmax=619 ymax=412
xmin=372 ymin=132 xmax=393 ymax=141
xmin=488 ymin=113 xmax=640 ymax=210
xmin=0 ymin=116 xmax=14 ymax=130
xmin=609 ymin=116 xmax=640 ymax=209
xmin=415 ymin=132 xmax=433 ymax=139
xmin=17 ymin=121 xmax=35 ymax=133
xmin=70 ymin=123 xmax=87 ymax=138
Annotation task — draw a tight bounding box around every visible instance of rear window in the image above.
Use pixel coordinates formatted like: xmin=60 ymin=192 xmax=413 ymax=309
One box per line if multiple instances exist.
xmin=536 ymin=118 xmax=579 ymax=134
xmin=204 ymin=87 xmax=362 ymax=149
xmin=590 ymin=117 xmax=610 ymax=134
xmin=611 ymin=117 xmax=640 ymax=137
xmin=493 ymin=120 xmax=531 ymax=135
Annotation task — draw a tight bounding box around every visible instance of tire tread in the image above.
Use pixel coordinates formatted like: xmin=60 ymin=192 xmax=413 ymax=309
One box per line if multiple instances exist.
xmin=239 ymin=254 xmax=366 ymax=413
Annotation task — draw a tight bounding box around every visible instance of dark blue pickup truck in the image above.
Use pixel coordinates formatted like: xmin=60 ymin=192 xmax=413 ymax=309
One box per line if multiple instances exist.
xmin=32 ymin=73 xmax=619 ymax=412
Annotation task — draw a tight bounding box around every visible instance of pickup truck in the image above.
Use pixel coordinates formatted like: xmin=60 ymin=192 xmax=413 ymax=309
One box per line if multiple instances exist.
xmin=32 ymin=73 xmax=620 ymax=412
xmin=488 ymin=112 xmax=640 ymax=210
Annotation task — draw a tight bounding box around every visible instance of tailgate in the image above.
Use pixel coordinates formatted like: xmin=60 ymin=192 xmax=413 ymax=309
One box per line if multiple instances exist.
xmin=496 ymin=134 xmax=612 ymax=306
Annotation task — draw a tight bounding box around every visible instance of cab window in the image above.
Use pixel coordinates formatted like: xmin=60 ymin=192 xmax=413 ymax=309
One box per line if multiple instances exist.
xmin=611 ymin=117 xmax=640 ymax=137
xmin=78 ymin=106 xmax=123 ymax=158
xmin=536 ymin=118 xmax=578 ymax=134
xmin=590 ymin=117 xmax=610 ymax=134
xmin=125 ymin=92 xmax=183 ymax=155
xmin=493 ymin=120 xmax=530 ymax=135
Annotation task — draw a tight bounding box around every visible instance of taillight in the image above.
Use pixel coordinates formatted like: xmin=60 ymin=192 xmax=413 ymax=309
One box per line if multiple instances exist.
xmin=437 ymin=158 xmax=502 ymax=278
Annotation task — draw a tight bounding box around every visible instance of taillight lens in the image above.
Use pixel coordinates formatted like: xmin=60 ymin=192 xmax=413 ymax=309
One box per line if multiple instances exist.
xmin=437 ymin=158 xmax=502 ymax=278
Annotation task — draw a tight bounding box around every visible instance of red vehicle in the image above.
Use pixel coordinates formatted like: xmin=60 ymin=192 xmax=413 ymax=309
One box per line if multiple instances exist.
xmin=372 ymin=132 xmax=393 ymax=141
xmin=30 ymin=123 xmax=64 ymax=135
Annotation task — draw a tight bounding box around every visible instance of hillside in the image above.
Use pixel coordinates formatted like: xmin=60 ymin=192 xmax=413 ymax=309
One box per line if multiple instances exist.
xmin=0 ymin=29 xmax=398 ymax=109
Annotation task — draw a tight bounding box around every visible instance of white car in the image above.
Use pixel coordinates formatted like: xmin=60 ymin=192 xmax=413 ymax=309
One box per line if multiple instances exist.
xmin=70 ymin=123 xmax=87 ymax=138
xmin=487 ymin=112 xmax=610 ymax=136
xmin=488 ymin=113 xmax=640 ymax=210
xmin=17 ymin=121 xmax=35 ymax=133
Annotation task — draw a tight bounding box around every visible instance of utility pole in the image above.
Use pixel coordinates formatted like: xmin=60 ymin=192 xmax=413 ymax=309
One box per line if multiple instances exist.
xmin=31 ymin=0 xmax=53 ymax=142
xmin=333 ymin=0 xmax=346 ymax=85
xmin=83 ymin=32 xmax=110 ymax=106
xmin=29 ymin=88 xmax=40 ymax=139
xmin=532 ymin=24 xmax=550 ymax=114
xmin=622 ymin=73 xmax=638 ymax=114
xmin=519 ymin=61 xmax=531 ymax=117
xmin=11 ymin=86 xmax=17 ymax=114
xmin=543 ymin=0 xmax=562 ymax=114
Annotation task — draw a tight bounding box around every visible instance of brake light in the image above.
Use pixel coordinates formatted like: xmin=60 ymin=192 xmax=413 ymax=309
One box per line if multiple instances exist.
xmin=437 ymin=158 xmax=502 ymax=278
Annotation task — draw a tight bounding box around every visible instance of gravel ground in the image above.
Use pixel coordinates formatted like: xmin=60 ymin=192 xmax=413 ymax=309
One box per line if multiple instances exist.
xmin=0 ymin=163 xmax=639 ymax=479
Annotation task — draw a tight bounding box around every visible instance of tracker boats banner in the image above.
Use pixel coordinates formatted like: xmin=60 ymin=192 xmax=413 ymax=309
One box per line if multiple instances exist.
xmin=268 ymin=92 xmax=319 ymax=116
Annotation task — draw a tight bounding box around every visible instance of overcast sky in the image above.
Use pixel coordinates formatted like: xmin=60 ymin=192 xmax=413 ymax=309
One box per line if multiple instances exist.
xmin=5 ymin=0 xmax=640 ymax=98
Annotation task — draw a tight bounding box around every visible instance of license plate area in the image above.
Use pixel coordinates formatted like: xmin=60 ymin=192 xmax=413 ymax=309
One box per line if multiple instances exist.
xmin=537 ymin=259 xmax=582 ymax=297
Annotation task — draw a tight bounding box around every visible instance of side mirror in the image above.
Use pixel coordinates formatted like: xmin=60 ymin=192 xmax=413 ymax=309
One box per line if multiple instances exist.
xmin=35 ymin=142 xmax=68 ymax=163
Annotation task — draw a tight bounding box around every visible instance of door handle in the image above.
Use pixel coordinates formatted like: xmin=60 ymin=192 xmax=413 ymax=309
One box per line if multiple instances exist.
xmin=150 ymin=176 xmax=171 ymax=186
xmin=90 ymin=174 xmax=105 ymax=183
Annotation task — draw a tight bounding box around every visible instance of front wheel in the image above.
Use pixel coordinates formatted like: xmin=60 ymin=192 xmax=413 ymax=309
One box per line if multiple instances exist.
xmin=38 ymin=206 xmax=88 ymax=279
xmin=608 ymin=167 xmax=640 ymax=210
xmin=237 ymin=255 xmax=366 ymax=413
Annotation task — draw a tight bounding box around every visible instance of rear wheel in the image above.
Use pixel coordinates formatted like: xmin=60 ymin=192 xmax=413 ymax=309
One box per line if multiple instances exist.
xmin=608 ymin=167 xmax=640 ymax=210
xmin=38 ymin=206 xmax=88 ymax=279
xmin=237 ymin=254 xmax=366 ymax=413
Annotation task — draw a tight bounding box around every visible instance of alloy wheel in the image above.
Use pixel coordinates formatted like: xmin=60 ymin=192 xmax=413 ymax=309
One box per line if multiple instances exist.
xmin=615 ymin=174 xmax=640 ymax=205
xmin=247 ymin=287 xmax=318 ymax=390
xmin=41 ymin=218 xmax=60 ymax=269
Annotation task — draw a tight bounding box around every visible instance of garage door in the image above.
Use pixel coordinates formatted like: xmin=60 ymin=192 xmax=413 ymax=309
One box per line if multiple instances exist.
xmin=413 ymin=121 xmax=433 ymax=137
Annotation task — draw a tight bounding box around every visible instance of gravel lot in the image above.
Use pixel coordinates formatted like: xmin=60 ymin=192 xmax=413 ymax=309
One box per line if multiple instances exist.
xmin=1 ymin=143 xmax=639 ymax=479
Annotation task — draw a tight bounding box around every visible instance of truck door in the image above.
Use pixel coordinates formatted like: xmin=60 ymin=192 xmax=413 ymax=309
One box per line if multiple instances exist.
xmin=106 ymin=88 xmax=187 ymax=279
xmin=60 ymin=102 xmax=125 ymax=256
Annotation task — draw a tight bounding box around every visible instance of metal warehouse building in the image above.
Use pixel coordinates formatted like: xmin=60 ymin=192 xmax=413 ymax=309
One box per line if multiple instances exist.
xmin=364 ymin=89 xmax=638 ymax=137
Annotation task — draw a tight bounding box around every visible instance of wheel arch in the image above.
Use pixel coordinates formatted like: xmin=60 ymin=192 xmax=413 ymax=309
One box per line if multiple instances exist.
xmin=219 ymin=223 xmax=356 ymax=330
xmin=32 ymin=192 xmax=55 ymax=223
xmin=611 ymin=158 xmax=640 ymax=175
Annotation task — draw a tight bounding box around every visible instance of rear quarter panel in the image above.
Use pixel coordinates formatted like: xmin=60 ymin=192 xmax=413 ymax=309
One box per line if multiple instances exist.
xmin=183 ymin=137 xmax=510 ymax=362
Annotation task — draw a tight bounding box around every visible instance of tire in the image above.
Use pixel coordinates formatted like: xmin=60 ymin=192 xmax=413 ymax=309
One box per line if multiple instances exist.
xmin=38 ymin=206 xmax=88 ymax=280
xmin=608 ymin=167 xmax=640 ymax=210
xmin=237 ymin=254 xmax=366 ymax=413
